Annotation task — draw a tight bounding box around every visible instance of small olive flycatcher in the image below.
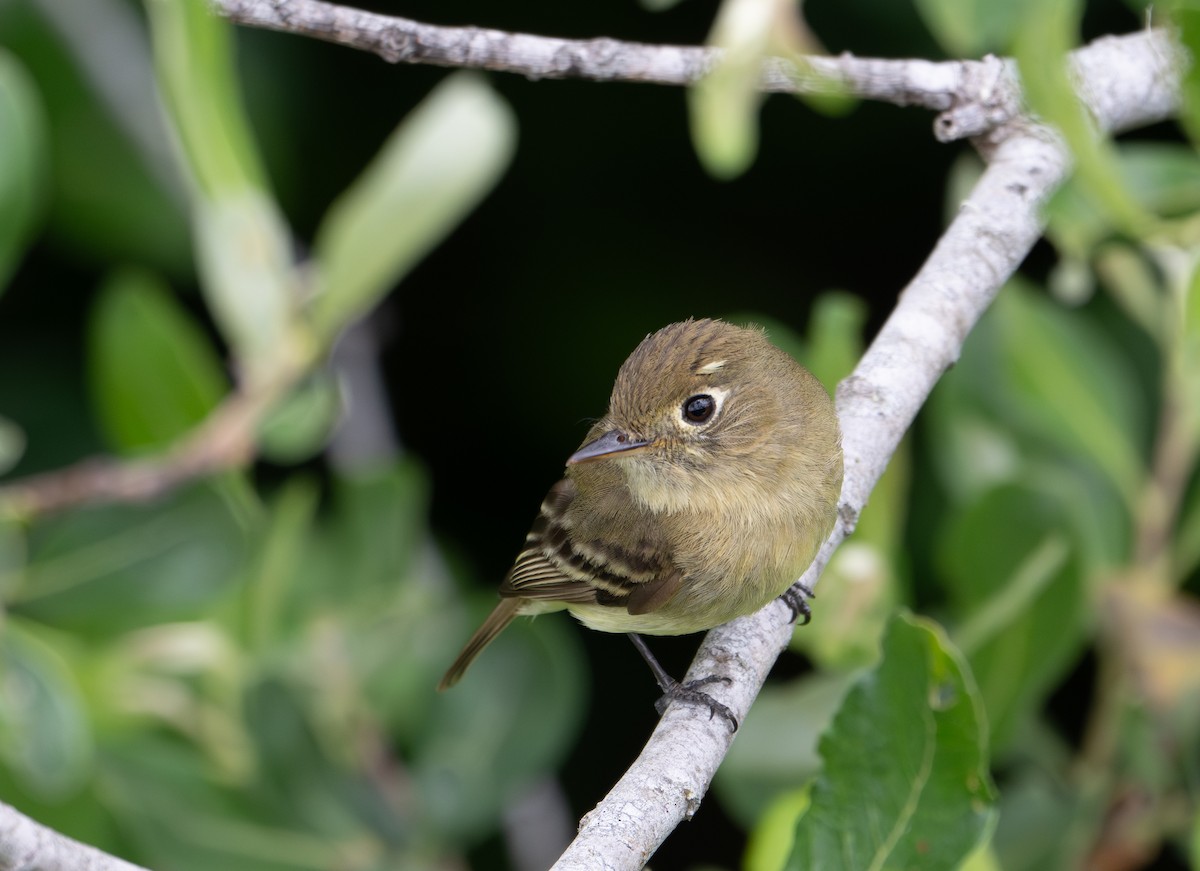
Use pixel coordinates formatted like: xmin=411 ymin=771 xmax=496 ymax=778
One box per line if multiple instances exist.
xmin=439 ymin=318 xmax=843 ymax=725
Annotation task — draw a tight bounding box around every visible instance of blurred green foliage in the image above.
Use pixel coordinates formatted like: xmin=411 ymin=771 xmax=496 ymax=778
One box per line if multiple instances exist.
xmin=0 ymin=0 xmax=1199 ymax=869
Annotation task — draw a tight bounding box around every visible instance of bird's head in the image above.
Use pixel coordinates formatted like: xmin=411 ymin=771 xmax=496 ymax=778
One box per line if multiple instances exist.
xmin=566 ymin=319 xmax=837 ymax=515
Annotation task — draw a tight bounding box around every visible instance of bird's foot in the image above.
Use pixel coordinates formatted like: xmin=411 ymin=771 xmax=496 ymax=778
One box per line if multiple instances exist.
xmin=654 ymin=675 xmax=737 ymax=731
xmin=779 ymin=582 xmax=815 ymax=625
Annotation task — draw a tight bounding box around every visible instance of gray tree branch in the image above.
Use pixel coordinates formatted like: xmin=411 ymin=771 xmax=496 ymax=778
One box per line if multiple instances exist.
xmin=0 ymin=801 xmax=149 ymax=871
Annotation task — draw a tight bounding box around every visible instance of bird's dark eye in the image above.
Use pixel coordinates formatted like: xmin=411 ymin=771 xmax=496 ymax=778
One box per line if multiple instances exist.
xmin=682 ymin=394 xmax=716 ymax=424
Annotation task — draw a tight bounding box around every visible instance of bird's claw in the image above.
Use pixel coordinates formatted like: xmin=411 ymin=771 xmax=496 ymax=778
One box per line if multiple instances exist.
xmin=655 ymin=675 xmax=737 ymax=731
xmin=779 ymin=582 xmax=815 ymax=625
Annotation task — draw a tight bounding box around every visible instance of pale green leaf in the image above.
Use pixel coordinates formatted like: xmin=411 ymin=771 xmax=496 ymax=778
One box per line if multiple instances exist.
xmin=143 ymin=0 xmax=267 ymax=196
xmin=15 ymin=489 xmax=246 ymax=630
xmin=689 ymin=0 xmax=777 ymax=178
xmin=193 ymin=191 xmax=297 ymax=382
xmin=745 ymin=788 xmax=811 ymax=871
xmin=959 ymin=843 xmax=1003 ymax=871
xmin=145 ymin=0 xmax=297 ymax=379
xmin=312 ymin=74 xmax=515 ymax=339
xmin=1014 ymin=0 xmax=1155 ymax=237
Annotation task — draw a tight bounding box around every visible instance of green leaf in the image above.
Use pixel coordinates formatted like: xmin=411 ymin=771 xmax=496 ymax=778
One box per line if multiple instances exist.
xmin=926 ymin=286 xmax=1134 ymax=570
xmin=793 ymin=536 xmax=900 ymax=670
xmin=796 ymin=292 xmax=904 ymax=668
xmin=1178 ymin=257 xmax=1200 ymax=482
xmin=415 ymin=610 xmax=587 ymax=841
xmin=103 ymin=732 xmax=355 ymax=871
xmin=912 ymin=0 xmax=1026 ymax=56
xmin=991 ymin=284 xmax=1145 ymax=506
xmin=1174 ymin=481 xmax=1200 ymax=579
xmin=0 ymin=514 xmax=24 ymax=600
xmin=959 ymin=843 xmax=1003 ymax=871
xmin=143 ymin=0 xmax=267 ymax=197
xmin=322 ymin=463 xmax=430 ymax=603
xmin=1046 ymin=143 xmax=1200 ymax=263
xmin=1094 ymin=243 xmax=1163 ymax=341
xmin=14 ymin=488 xmax=246 ymax=637
xmin=991 ymin=767 xmax=1080 ymax=869
xmin=239 ymin=478 xmax=319 ymax=652
xmin=939 ymin=484 xmax=1085 ymax=750
xmin=88 ymin=269 xmax=227 ymax=452
xmin=803 ymin=291 xmax=867 ymax=392
xmin=312 ymin=74 xmax=515 ymax=340
xmin=1116 ymin=143 xmax=1200 ymax=217
xmin=145 ymin=0 xmax=297 ymax=380
xmin=0 ymin=1 xmax=191 ymax=274
xmin=257 ymin=372 xmax=342 ymax=463
xmin=0 ymin=619 xmax=93 ymax=798
xmin=0 ymin=50 xmax=47 ymax=293
xmin=787 ymin=613 xmax=996 ymax=871
xmin=717 ymin=671 xmax=857 ymax=827
xmin=952 ymin=534 xmax=1071 ymax=657
xmin=1014 ymin=0 xmax=1155 ymax=238
xmin=1171 ymin=0 xmax=1200 ymax=150
xmin=924 ymin=396 xmax=1022 ymax=509
xmin=745 ymin=787 xmax=810 ymax=871
xmin=303 ymin=466 xmax=585 ymax=841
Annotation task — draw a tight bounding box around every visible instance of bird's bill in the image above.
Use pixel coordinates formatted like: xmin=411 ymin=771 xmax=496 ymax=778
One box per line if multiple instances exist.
xmin=567 ymin=429 xmax=651 ymax=465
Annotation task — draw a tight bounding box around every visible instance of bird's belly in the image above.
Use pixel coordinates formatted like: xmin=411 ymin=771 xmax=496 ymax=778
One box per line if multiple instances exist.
xmin=563 ymin=565 xmax=791 ymax=636
xmin=564 ymin=601 xmax=717 ymax=635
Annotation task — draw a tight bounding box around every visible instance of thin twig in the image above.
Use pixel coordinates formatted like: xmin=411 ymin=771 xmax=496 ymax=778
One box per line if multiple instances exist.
xmin=0 ymin=387 xmax=273 ymax=521
xmin=211 ymin=0 xmax=961 ymax=111
xmin=209 ymin=0 xmax=1180 ymax=142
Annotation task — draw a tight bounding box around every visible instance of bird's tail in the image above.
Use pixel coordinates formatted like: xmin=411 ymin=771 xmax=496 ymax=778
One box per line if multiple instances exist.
xmin=438 ymin=597 xmax=523 ymax=691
